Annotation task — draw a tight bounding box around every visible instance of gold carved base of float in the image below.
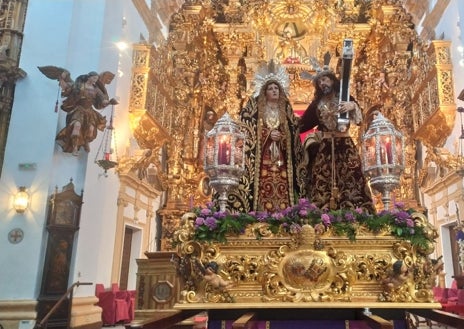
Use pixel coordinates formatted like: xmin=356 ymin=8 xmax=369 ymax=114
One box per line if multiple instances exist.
xmin=174 ymin=301 xmax=439 ymax=311
xmin=173 ymin=222 xmax=439 ymax=307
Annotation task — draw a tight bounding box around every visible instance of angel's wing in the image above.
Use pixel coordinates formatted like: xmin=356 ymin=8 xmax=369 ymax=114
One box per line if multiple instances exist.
xmin=300 ymin=70 xmax=314 ymax=81
xmin=38 ymin=66 xmax=71 ymax=82
xmin=309 ymin=57 xmax=321 ymax=70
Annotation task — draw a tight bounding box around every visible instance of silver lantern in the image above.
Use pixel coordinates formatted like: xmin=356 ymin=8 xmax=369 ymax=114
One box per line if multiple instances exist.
xmin=204 ymin=112 xmax=245 ymax=212
xmin=362 ymin=111 xmax=405 ymax=210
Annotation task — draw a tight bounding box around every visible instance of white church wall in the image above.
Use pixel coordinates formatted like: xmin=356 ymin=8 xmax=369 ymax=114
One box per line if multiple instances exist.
xmin=68 ymin=0 xmax=124 ymax=299
xmin=437 ymin=0 xmax=464 ymax=285
xmin=0 ymin=0 xmax=77 ymax=300
xmin=68 ymin=0 xmax=148 ymax=298
xmin=0 ymin=0 xmax=149 ymax=301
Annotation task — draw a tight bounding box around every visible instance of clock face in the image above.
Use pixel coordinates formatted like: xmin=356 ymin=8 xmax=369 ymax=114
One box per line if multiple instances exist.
xmin=53 ymin=200 xmax=78 ymax=225
xmin=152 ymin=281 xmax=173 ymax=303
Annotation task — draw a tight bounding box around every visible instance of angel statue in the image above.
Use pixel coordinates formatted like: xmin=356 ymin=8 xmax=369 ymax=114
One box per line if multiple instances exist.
xmin=38 ymin=66 xmax=118 ymax=155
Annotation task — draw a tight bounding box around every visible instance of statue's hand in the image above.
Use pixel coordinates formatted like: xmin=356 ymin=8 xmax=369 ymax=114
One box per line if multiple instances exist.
xmin=109 ymin=98 xmax=119 ymax=105
xmin=338 ymin=101 xmax=356 ymax=113
xmin=270 ymin=129 xmax=282 ymax=141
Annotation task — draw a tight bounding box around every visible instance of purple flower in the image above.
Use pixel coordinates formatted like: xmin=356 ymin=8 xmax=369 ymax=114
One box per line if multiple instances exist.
xmin=255 ymin=211 xmax=268 ymax=222
xmin=307 ymin=203 xmax=318 ymax=211
xmin=378 ymin=209 xmax=389 ymax=216
xmin=201 ymin=208 xmax=212 ymax=216
xmin=205 ymin=216 xmax=218 ymax=230
xmin=272 ymin=212 xmax=284 ymax=220
xmin=344 ymin=212 xmax=355 ymax=222
xmin=214 ymin=211 xmax=226 ymax=219
xmin=299 ymin=198 xmax=310 ymax=207
xmin=321 ymin=213 xmax=331 ymax=225
xmin=355 ymin=207 xmax=363 ymax=214
xmin=195 ymin=217 xmax=205 ymax=227
xmin=394 ymin=211 xmax=411 ymax=226
xmin=394 ymin=202 xmax=405 ymax=210
xmin=396 ymin=211 xmax=410 ymax=221
xmin=406 ymin=218 xmax=414 ymax=228
xmin=281 ymin=207 xmax=292 ymax=216
xmin=334 ymin=214 xmax=343 ymax=222
xmin=299 ymin=209 xmax=308 ymax=217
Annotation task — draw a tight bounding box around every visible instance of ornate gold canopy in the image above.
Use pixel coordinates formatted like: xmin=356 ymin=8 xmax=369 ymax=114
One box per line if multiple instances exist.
xmin=125 ymin=0 xmax=456 ymax=250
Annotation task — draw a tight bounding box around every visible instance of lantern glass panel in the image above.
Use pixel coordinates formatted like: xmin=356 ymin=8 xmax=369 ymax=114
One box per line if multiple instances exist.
xmin=364 ymin=137 xmax=376 ymax=168
xmin=205 ymin=136 xmax=215 ymax=167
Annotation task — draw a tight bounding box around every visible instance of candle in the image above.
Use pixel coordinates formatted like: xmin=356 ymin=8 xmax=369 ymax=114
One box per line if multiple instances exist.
xmin=218 ymin=138 xmax=231 ymax=165
xmin=218 ymin=140 xmax=224 ymax=164
xmin=104 ymin=152 xmax=111 ymax=161
xmin=226 ymin=147 xmax=230 ymax=164
xmin=386 ymin=140 xmax=392 ymax=164
xmin=380 ymin=145 xmax=386 ymax=165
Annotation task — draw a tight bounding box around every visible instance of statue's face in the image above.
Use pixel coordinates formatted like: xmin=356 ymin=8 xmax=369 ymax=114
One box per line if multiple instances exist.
xmin=317 ymin=75 xmax=334 ymax=95
xmin=206 ymin=111 xmax=216 ymax=123
xmin=88 ymin=75 xmax=99 ymax=85
xmin=266 ymin=83 xmax=280 ymax=101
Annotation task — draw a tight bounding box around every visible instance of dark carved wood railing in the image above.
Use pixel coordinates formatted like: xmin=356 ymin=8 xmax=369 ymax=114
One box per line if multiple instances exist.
xmin=35 ymin=281 xmax=92 ymax=329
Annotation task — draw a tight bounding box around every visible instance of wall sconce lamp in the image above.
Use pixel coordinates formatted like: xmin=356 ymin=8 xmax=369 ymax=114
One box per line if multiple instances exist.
xmin=13 ymin=186 xmax=30 ymax=213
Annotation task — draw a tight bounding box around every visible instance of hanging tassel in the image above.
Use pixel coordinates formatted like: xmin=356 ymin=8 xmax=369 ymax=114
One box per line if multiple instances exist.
xmin=329 ymin=136 xmax=338 ymax=210
xmin=330 ymin=186 xmax=339 ymax=210
xmin=54 ymin=83 xmax=60 ymax=112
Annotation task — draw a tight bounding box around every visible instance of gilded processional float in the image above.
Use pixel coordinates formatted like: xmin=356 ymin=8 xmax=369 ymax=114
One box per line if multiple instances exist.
xmin=137 ymin=63 xmax=442 ymax=329
xmin=165 ymin=68 xmax=441 ymax=327
xmin=128 ymin=1 xmax=457 ymax=328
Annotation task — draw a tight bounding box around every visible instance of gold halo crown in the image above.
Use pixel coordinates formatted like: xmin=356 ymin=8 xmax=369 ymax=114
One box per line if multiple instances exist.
xmin=252 ymin=59 xmax=290 ymax=97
